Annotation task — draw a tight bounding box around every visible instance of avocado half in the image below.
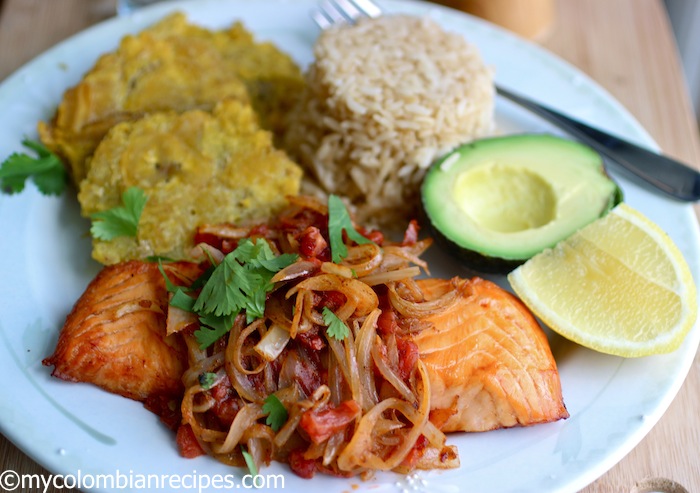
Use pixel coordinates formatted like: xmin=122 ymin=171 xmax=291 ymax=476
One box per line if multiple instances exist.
xmin=421 ymin=134 xmax=623 ymax=274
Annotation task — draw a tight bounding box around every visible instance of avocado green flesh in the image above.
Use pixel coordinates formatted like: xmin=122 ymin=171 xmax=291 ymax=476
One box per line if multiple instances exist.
xmin=422 ymin=134 xmax=620 ymax=267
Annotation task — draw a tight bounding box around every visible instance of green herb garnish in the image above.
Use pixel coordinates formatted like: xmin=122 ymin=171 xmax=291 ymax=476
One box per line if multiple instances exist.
xmin=327 ymin=194 xmax=375 ymax=263
xmin=241 ymin=447 xmax=259 ymax=478
xmin=90 ymin=186 xmax=147 ymax=240
xmin=157 ymin=237 xmax=296 ymax=349
xmin=198 ymin=372 xmax=217 ymax=390
xmin=193 ymin=238 xmax=297 ymax=322
xmin=194 ymin=312 xmax=237 ymax=349
xmin=262 ymin=394 xmax=288 ymax=432
xmin=0 ymin=139 xmax=67 ymax=195
xmin=322 ymin=306 xmax=350 ymax=341
xmin=157 ymin=260 xmax=197 ymax=312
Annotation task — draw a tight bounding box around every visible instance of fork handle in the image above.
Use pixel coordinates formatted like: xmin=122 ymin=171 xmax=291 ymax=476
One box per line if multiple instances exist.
xmin=496 ymin=86 xmax=700 ymax=202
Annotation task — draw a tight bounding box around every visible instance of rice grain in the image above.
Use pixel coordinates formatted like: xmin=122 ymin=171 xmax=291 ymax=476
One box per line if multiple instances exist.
xmin=285 ymin=15 xmax=494 ymax=226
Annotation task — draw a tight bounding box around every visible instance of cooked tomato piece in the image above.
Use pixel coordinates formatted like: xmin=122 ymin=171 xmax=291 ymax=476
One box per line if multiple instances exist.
xmin=399 ymin=434 xmax=428 ymax=470
xmin=402 ymin=219 xmax=420 ymax=246
xmin=300 ymin=400 xmax=361 ymax=444
xmin=397 ymin=337 xmax=420 ymax=382
xmin=288 ymin=449 xmax=316 ymax=479
xmin=299 ymin=226 xmax=329 ymax=259
xmin=176 ymin=423 xmax=205 ymax=459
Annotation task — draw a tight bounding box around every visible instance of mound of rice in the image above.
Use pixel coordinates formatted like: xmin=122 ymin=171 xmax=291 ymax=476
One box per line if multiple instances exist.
xmin=284 ymin=15 xmax=494 ymax=226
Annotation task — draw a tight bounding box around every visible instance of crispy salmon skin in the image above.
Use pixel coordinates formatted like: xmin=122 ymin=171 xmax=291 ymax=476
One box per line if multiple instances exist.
xmin=413 ymin=277 xmax=568 ymax=432
xmin=43 ymin=260 xmax=198 ymax=401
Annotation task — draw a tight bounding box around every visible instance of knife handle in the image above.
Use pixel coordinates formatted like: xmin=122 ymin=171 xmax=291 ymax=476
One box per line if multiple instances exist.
xmin=496 ymin=86 xmax=700 ymax=202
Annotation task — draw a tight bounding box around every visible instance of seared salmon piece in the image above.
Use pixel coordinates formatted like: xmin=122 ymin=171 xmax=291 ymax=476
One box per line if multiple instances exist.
xmin=412 ymin=277 xmax=568 ymax=433
xmin=43 ymin=260 xmax=199 ymax=401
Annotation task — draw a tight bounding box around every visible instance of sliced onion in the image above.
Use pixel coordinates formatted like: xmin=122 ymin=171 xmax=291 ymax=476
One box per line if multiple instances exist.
xmin=321 ymin=262 xmax=355 ymax=279
xmin=271 ymin=260 xmax=319 ymax=283
xmin=287 ymin=274 xmax=379 ymax=319
xmin=371 ymin=339 xmax=416 ymax=404
xmin=225 ymin=322 xmax=266 ymax=403
xmin=336 ymin=361 xmax=431 ymax=472
xmin=322 ymin=432 xmax=345 ymax=466
xmin=166 ymin=303 xmax=198 ymax=336
xmin=211 ymin=403 xmax=265 ymax=454
xmin=181 ymin=352 xmax=225 ymax=388
xmin=355 ymin=309 xmax=380 ymax=411
xmin=388 ymin=281 xmax=459 ymax=318
xmin=273 ymin=399 xmax=310 ymax=448
xmin=241 ymin=428 xmax=274 ymax=469
xmin=232 ymin=320 xmax=267 ymax=375
xmin=254 ymin=324 xmax=291 ymax=362
xmin=189 ymin=242 xmax=225 ymax=264
xmin=343 ymin=243 xmax=383 ymax=277
xmin=422 ymin=419 xmax=447 ymax=450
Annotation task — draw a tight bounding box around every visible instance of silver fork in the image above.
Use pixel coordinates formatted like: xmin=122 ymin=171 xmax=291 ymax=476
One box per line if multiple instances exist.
xmin=311 ymin=0 xmax=700 ymax=202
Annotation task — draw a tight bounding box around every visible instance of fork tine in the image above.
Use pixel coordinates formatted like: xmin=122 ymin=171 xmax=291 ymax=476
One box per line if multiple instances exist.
xmin=321 ymin=0 xmax=350 ymax=24
xmin=311 ymin=9 xmax=333 ymax=29
xmin=333 ymin=0 xmax=363 ymax=21
xmin=350 ymin=0 xmax=382 ymax=18
xmin=312 ymin=0 xmax=382 ymax=29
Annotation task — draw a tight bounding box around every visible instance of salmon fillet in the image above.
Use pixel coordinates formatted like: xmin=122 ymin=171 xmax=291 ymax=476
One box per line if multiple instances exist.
xmin=43 ymin=260 xmax=199 ymax=401
xmin=412 ymin=277 xmax=568 ymax=432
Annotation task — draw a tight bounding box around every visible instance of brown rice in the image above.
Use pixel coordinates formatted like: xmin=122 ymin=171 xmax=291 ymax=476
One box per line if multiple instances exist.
xmin=284 ymin=14 xmax=494 ymax=226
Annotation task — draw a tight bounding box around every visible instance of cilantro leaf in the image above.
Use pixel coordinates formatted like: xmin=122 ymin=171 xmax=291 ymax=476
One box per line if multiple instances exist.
xmin=322 ymin=306 xmax=350 ymax=340
xmin=193 ymin=238 xmax=298 ymax=327
xmin=262 ymin=394 xmax=288 ymax=432
xmin=157 ymin=261 xmax=180 ymax=293
xmin=146 ymin=255 xmax=176 ymax=263
xmin=198 ymin=372 xmax=217 ymax=390
xmin=0 ymin=139 xmax=67 ymax=195
xmin=157 ymin=260 xmax=197 ymax=312
xmin=194 ymin=313 xmax=236 ymax=348
xmin=194 ymin=256 xmax=252 ymax=317
xmin=328 ymin=194 xmax=375 ymax=263
xmin=90 ymin=186 xmax=147 ymax=240
xmin=241 ymin=447 xmax=259 ymax=478
xmin=170 ymin=289 xmax=196 ymax=312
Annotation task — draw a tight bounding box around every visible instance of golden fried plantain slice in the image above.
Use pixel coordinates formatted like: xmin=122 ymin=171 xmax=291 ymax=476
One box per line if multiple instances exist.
xmin=79 ymin=100 xmax=302 ymax=264
xmin=39 ymin=13 xmax=304 ymax=183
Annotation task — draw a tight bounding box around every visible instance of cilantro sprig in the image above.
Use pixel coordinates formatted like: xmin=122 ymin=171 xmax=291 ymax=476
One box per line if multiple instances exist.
xmin=158 ymin=238 xmax=298 ymax=349
xmin=241 ymin=447 xmax=259 ymax=478
xmin=322 ymin=306 xmax=350 ymax=341
xmin=327 ymin=194 xmax=376 ymax=263
xmin=90 ymin=186 xmax=147 ymax=240
xmin=198 ymin=372 xmax=217 ymax=391
xmin=262 ymin=394 xmax=288 ymax=432
xmin=0 ymin=139 xmax=67 ymax=195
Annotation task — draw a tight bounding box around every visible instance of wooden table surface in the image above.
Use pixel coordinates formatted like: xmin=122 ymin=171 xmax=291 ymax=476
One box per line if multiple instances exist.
xmin=1 ymin=0 xmax=699 ymax=492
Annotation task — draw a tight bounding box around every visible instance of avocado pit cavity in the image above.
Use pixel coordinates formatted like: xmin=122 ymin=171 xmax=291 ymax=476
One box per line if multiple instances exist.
xmin=454 ymin=162 xmax=556 ymax=233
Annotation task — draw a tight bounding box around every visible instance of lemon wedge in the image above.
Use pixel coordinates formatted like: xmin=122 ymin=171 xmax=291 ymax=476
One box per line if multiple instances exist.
xmin=508 ymin=203 xmax=698 ymax=357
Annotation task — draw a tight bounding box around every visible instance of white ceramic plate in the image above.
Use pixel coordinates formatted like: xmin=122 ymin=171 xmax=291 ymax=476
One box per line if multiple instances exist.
xmin=1 ymin=1 xmax=698 ymax=492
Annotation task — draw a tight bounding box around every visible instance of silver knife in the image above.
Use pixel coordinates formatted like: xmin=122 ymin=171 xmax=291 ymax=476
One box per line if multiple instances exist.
xmin=497 ymin=86 xmax=700 ymax=202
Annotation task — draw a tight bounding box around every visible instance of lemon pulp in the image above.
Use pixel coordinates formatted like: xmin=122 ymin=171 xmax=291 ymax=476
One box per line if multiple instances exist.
xmin=508 ymin=203 xmax=697 ymax=357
